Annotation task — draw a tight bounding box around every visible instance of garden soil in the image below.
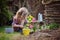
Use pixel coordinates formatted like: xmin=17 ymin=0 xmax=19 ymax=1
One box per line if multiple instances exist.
xmin=11 ymin=28 xmax=60 ymax=40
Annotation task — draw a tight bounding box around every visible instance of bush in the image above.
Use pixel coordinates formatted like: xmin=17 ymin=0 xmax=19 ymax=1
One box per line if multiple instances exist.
xmin=0 ymin=0 xmax=13 ymax=26
xmin=39 ymin=23 xmax=59 ymax=30
xmin=48 ymin=23 xmax=59 ymax=30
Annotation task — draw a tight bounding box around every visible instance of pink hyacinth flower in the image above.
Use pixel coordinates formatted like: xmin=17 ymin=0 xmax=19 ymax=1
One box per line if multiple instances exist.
xmin=29 ymin=24 xmax=33 ymax=29
xmin=32 ymin=18 xmax=36 ymax=22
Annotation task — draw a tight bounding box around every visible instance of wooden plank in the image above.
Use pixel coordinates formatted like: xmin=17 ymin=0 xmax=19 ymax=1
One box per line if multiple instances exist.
xmin=45 ymin=19 xmax=60 ymax=22
xmin=45 ymin=17 xmax=60 ymax=20
xmin=45 ymin=4 xmax=60 ymax=7
xmin=45 ymin=14 xmax=60 ymax=17
xmin=45 ymin=9 xmax=60 ymax=11
xmin=53 ymin=0 xmax=60 ymax=1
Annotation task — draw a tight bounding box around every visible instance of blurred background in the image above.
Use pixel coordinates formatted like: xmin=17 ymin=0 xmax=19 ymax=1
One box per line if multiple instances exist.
xmin=0 ymin=0 xmax=60 ymax=26
xmin=0 ymin=0 xmax=44 ymax=26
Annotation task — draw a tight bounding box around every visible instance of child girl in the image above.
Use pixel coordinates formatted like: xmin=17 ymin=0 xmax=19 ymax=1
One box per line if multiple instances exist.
xmin=12 ymin=7 xmax=29 ymax=32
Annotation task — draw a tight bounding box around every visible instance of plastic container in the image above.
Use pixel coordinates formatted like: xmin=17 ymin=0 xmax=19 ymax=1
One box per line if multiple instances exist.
xmin=5 ymin=28 xmax=14 ymax=33
xmin=38 ymin=13 xmax=43 ymax=22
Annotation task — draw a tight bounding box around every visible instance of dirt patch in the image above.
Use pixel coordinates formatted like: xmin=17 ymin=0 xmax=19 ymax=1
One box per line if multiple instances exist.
xmin=11 ymin=28 xmax=60 ymax=40
xmin=26 ymin=28 xmax=60 ymax=40
xmin=38 ymin=28 xmax=60 ymax=40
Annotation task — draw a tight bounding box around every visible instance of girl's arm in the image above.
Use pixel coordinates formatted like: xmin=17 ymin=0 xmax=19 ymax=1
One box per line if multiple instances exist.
xmin=20 ymin=20 xmax=25 ymax=26
xmin=12 ymin=17 xmax=23 ymax=28
xmin=12 ymin=24 xmax=23 ymax=28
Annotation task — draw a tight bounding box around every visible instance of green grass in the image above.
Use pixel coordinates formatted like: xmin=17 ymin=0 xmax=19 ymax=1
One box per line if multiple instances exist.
xmin=0 ymin=32 xmax=21 ymax=40
xmin=0 ymin=26 xmax=11 ymax=40
xmin=0 ymin=26 xmax=12 ymax=32
xmin=0 ymin=26 xmax=21 ymax=40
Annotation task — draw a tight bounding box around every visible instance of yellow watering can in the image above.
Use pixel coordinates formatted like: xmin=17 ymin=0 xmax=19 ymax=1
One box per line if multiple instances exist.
xmin=23 ymin=27 xmax=30 ymax=36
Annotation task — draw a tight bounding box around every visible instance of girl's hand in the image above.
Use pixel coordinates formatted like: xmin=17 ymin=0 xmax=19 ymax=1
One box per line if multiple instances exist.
xmin=19 ymin=25 xmax=24 ymax=28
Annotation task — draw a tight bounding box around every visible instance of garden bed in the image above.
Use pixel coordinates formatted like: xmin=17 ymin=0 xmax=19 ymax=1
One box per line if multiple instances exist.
xmin=23 ymin=28 xmax=60 ymax=40
xmin=0 ymin=26 xmax=60 ymax=40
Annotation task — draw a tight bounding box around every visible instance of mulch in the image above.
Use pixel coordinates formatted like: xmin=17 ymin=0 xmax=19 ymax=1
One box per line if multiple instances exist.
xmin=11 ymin=28 xmax=60 ymax=40
xmin=37 ymin=28 xmax=60 ymax=40
xmin=25 ymin=28 xmax=60 ymax=40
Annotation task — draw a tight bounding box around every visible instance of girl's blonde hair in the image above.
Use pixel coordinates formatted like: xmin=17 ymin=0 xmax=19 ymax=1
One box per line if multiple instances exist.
xmin=15 ymin=7 xmax=29 ymax=18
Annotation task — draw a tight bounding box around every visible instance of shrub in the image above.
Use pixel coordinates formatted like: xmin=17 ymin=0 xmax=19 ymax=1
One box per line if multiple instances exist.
xmin=0 ymin=0 xmax=13 ymax=26
xmin=48 ymin=23 xmax=59 ymax=29
xmin=39 ymin=23 xmax=59 ymax=30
